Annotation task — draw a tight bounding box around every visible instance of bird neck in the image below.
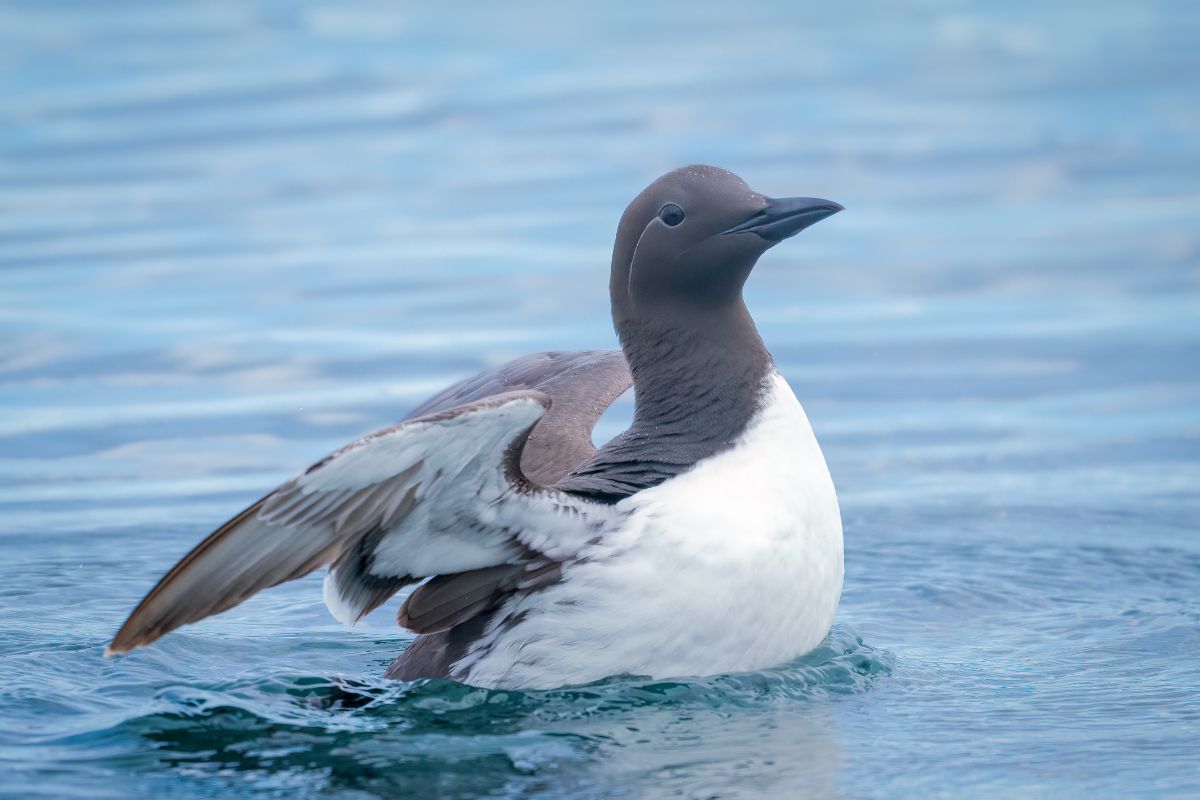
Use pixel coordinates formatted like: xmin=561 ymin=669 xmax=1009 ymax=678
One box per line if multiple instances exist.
xmin=618 ymin=300 xmax=773 ymax=433
xmin=556 ymin=298 xmax=775 ymax=503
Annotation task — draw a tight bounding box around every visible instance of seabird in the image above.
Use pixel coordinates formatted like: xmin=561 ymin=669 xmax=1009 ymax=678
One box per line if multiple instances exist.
xmin=107 ymin=165 xmax=845 ymax=690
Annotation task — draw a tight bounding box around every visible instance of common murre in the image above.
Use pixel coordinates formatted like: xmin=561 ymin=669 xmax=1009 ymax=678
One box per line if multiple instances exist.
xmin=107 ymin=165 xmax=845 ymax=690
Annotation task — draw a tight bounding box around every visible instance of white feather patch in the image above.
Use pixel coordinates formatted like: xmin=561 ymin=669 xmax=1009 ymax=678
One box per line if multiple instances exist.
xmin=457 ymin=372 xmax=844 ymax=689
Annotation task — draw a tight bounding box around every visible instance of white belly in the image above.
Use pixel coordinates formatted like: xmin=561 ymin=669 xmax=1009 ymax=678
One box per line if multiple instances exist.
xmin=458 ymin=372 xmax=844 ymax=689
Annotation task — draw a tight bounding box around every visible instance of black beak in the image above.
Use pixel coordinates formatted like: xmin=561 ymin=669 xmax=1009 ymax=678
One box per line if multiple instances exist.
xmin=723 ymin=196 xmax=844 ymax=243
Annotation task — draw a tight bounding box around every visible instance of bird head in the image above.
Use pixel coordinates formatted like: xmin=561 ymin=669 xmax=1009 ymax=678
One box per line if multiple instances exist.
xmin=609 ymin=165 xmax=842 ymax=325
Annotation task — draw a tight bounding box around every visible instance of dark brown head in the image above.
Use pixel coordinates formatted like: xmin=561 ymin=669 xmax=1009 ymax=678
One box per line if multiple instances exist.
xmin=609 ymin=165 xmax=842 ymax=331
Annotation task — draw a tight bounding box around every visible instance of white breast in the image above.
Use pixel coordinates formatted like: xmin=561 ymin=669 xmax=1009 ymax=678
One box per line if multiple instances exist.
xmin=458 ymin=372 xmax=844 ymax=689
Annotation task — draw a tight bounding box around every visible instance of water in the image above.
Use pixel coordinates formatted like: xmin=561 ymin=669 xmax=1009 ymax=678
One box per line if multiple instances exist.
xmin=1 ymin=1 xmax=1198 ymax=797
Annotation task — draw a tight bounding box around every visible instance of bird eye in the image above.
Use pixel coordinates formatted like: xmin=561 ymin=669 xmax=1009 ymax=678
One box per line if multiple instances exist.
xmin=659 ymin=203 xmax=685 ymax=227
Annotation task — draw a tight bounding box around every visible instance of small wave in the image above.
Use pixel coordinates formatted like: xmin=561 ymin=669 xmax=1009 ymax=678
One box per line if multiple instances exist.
xmin=108 ymin=625 xmax=890 ymax=737
xmin=24 ymin=627 xmax=891 ymax=796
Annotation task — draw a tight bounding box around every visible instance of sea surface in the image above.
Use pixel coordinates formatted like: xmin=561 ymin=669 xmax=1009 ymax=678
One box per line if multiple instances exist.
xmin=1 ymin=1 xmax=1198 ymax=798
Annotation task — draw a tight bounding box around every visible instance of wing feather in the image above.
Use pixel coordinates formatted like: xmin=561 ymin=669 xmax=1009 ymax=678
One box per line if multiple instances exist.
xmin=109 ymin=351 xmax=632 ymax=661
xmin=107 ymin=391 xmax=557 ymax=655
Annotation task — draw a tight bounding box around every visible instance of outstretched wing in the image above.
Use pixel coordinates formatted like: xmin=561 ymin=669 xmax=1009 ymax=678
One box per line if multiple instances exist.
xmin=106 ymin=390 xmax=607 ymax=655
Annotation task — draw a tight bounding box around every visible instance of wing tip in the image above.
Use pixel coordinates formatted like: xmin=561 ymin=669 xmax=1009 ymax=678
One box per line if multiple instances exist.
xmin=104 ymin=623 xmax=149 ymax=656
xmin=103 ymin=636 xmax=133 ymax=658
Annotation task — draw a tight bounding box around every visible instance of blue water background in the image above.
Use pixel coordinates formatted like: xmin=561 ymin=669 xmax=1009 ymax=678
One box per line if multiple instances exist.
xmin=1 ymin=1 xmax=1198 ymax=797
